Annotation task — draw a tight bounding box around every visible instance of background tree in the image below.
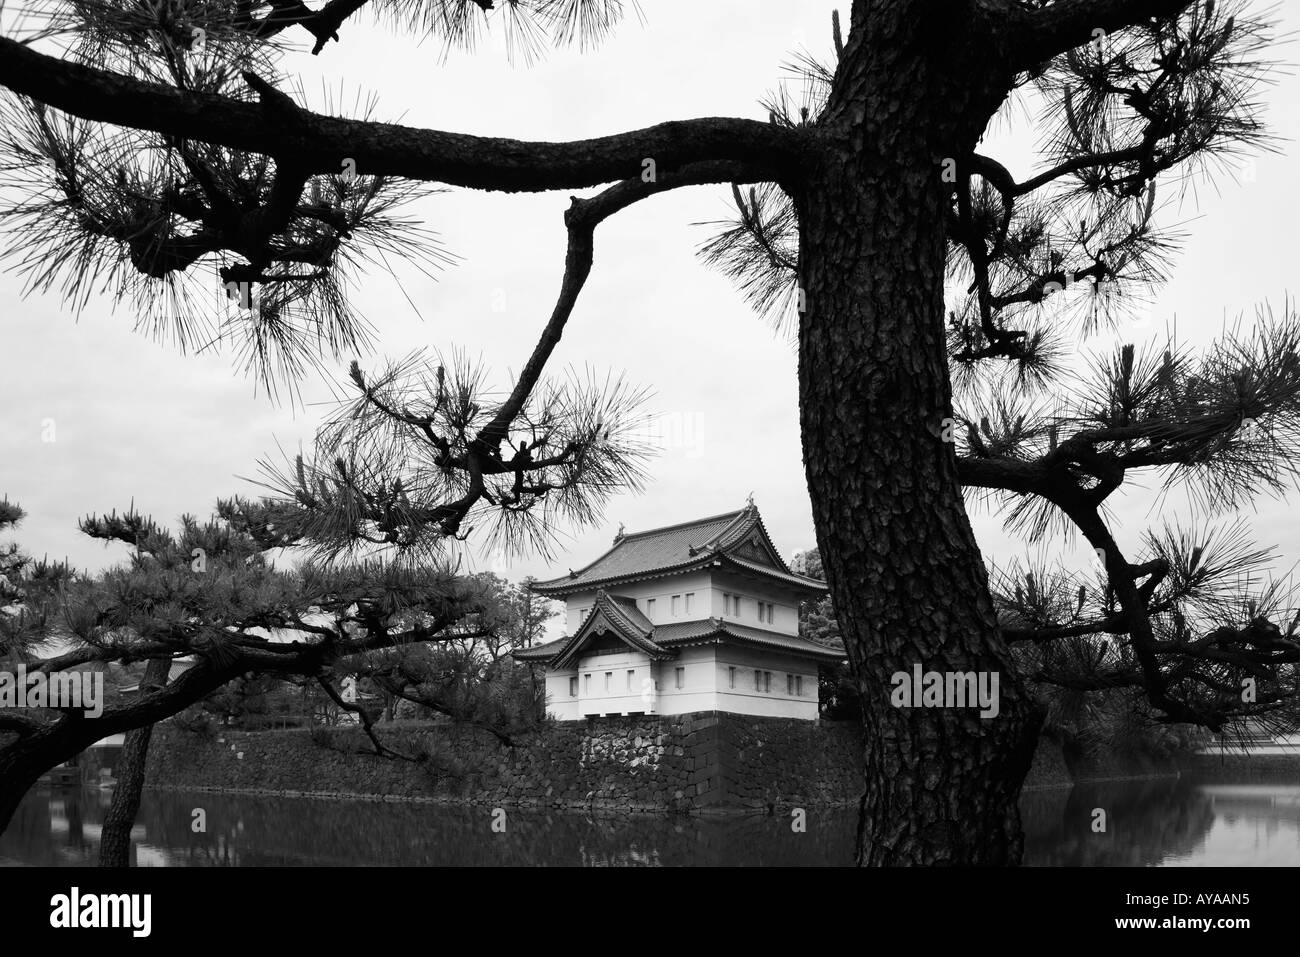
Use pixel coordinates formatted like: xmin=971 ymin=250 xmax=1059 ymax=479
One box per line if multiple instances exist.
xmin=358 ymin=641 xmax=547 ymax=743
xmin=1 ymin=0 xmax=1296 ymax=865
xmin=790 ymin=548 xmax=858 ymax=720
xmin=348 ymin=572 xmax=555 ymax=739
xmin=0 ymin=499 xmax=77 ymax=652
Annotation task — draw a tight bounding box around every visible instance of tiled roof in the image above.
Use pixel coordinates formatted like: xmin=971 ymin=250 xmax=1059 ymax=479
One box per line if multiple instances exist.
xmin=654 ymin=620 xmax=845 ymax=662
xmin=513 ymin=616 xmax=845 ymax=665
xmin=513 ymin=636 xmax=567 ymax=661
xmin=713 ymin=622 xmax=844 ymax=661
xmin=532 ymin=509 xmax=747 ymax=594
xmin=531 ymin=503 xmax=824 ymax=596
xmin=721 ymin=555 xmax=828 ymax=592
xmin=606 ymin=594 xmax=653 ymax=633
xmin=645 ymin=620 xmax=720 ymax=643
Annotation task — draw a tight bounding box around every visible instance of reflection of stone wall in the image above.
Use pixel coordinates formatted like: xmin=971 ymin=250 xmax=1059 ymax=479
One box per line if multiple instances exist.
xmin=146 ymin=713 xmax=866 ymax=812
xmin=1183 ymin=752 xmax=1300 ymax=779
xmin=1022 ymin=737 xmax=1181 ymax=791
xmin=128 ymin=792 xmax=861 ymax=866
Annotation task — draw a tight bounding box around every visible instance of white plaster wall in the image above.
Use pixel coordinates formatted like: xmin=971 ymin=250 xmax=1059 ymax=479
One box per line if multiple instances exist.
xmin=544 ymin=643 xmax=821 ymax=721
xmin=712 ymin=644 xmax=820 ymax=720
xmin=653 ymin=645 xmax=721 ymax=716
xmin=709 ymin=572 xmax=803 ymax=636
xmin=569 ymin=648 xmax=656 ymax=718
xmin=543 ymin=667 xmax=581 ymax=721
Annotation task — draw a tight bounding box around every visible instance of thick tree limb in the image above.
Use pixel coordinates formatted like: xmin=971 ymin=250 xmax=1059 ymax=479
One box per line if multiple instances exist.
xmin=0 ymin=37 xmax=804 ymax=193
xmin=956 ymin=456 xmax=1052 ymax=496
xmin=1000 ymin=0 xmax=1196 ymax=69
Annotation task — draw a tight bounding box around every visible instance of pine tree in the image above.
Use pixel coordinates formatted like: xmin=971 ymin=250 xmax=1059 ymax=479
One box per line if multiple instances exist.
xmin=1 ymin=0 xmax=1297 ymax=864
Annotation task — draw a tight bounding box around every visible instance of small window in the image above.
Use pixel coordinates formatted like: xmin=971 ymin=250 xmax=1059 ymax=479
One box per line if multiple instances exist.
xmin=735 ymin=596 xmax=743 ymax=617
xmin=584 ymin=674 xmax=591 ymax=694
xmin=604 ymin=672 xmax=612 ymax=693
xmin=627 ymin=669 xmax=635 ymax=692
xmin=647 ymin=598 xmax=656 ymax=617
xmin=675 ymin=667 xmax=685 ymax=690
xmin=569 ymin=676 xmax=579 ymax=697
xmin=795 ymin=675 xmax=804 ymax=696
xmin=767 ymin=603 xmax=776 ymax=623
xmin=728 ymin=666 xmax=736 ymax=689
xmin=685 ymin=592 xmax=694 ymax=614
xmin=723 ymin=593 xmax=731 ymax=615
xmin=787 ymin=674 xmax=794 ymax=695
xmin=671 ymin=594 xmax=680 ymax=616
xmin=764 ymin=671 xmax=772 ymax=693
xmin=754 ymin=669 xmax=762 ymax=692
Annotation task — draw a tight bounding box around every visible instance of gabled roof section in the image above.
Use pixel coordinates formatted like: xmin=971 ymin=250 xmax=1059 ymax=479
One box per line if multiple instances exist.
xmin=531 ymin=501 xmax=825 ymax=596
xmin=543 ymin=590 xmax=674 ymax=669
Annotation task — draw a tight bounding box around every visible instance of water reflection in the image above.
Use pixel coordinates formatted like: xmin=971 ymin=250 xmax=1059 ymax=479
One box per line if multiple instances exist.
xmin=0 ymin=788 xmax=858 ymax=866
xmin=3 ymin=775 xmax=1299 ymax=866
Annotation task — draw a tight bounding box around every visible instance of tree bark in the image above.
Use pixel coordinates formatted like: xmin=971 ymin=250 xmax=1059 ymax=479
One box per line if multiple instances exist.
xmin=98 ymin=658 xmax=172 ymax=868
xmin=796 ymin=1 xmax=1043 ymax=865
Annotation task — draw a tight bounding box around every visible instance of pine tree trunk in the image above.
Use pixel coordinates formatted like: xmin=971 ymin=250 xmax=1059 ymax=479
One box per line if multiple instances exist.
xmin=99 ymin=659 xmax=172 ymax=867
xmin=796 ymin=1 xmax=1044 ymax=865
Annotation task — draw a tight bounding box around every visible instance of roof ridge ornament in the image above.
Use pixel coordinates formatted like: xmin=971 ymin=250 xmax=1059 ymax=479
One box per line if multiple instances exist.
xmin=613 ymin=522 xmax=625 ymax=545
xmin=746 ymin=491 xmax=755 ymax=508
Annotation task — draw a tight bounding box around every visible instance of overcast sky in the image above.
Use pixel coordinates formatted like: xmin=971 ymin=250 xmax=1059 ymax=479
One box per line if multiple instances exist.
xmin=2 ymin=1 xmax=1299 ymax=611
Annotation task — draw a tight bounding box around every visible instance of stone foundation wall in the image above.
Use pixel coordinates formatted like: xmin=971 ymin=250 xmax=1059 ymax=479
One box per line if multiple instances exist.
xmin=146 ymin=713 xmax=867 ymax=812
xmin=147 ymin=716 xmax=1183 ymax=809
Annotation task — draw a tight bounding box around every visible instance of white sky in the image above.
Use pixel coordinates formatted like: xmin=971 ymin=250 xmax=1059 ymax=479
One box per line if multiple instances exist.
xmin=2 ymin=0 xmax=1299 ymax=611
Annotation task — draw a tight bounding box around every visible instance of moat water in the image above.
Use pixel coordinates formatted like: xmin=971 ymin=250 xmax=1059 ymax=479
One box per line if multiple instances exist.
xmin=3 ymin=774 xmax=1298 ymax=866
